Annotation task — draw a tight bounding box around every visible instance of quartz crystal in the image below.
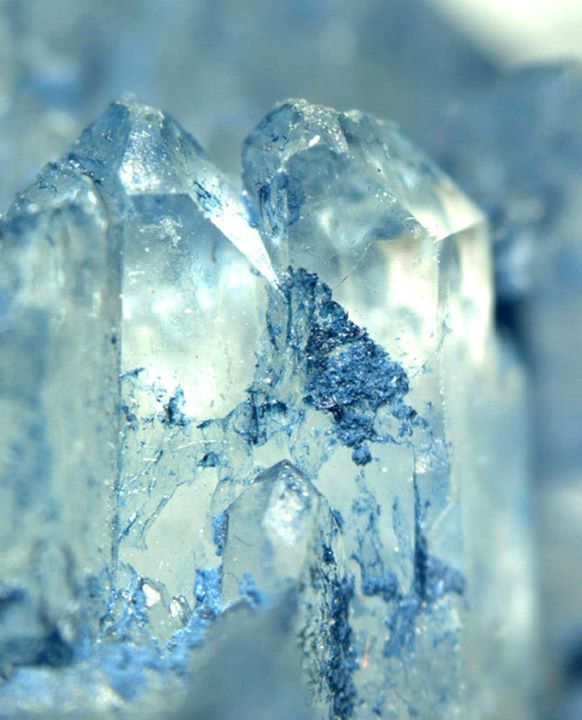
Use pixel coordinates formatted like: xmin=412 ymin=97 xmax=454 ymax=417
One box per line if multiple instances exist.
xmin=0 ymin=98 xmax=534 ymax=719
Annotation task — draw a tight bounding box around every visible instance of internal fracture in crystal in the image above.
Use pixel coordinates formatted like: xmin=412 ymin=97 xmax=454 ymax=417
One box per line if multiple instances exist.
xmin=0 ymin=97 xmax=535 ymax=719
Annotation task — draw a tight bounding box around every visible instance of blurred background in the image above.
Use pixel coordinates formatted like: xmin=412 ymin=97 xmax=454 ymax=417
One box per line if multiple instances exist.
xmin=1 ymin=1 xmax=581 ymax=718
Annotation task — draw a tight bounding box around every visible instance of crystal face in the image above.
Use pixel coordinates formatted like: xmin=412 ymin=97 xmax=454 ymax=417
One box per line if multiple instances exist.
xmin=0 ymin=99 xmax=534 ymax=718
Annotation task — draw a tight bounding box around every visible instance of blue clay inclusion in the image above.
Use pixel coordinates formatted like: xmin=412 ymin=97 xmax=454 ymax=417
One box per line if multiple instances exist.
xmin=212 ymin=511 xmax=229 ymax=557
xmin=194 ymin=568 xmax=222 ymax=617
xmin=239 ymin=572 xmax=270 ymax=610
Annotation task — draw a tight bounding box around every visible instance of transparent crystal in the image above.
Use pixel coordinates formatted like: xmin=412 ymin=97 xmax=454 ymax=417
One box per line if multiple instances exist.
xmin=0 ymin=177 xmax=120 ymax=669
xmin=0 ymin=98 xmax=534 ymax=718
xmin=243 ymin=99 xmax=535 ymax=718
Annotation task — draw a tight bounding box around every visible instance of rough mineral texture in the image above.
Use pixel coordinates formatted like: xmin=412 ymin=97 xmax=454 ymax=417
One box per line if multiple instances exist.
xmin=0 ymin=99 xmax=534 ymax=719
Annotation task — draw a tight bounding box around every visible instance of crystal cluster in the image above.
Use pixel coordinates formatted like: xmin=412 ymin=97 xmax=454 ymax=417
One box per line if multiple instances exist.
xmin=0 ymin=98 xmax=534 ymax=718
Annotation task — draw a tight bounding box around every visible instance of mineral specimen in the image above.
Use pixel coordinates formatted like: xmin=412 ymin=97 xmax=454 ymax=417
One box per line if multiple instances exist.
xmin=0 ymin=98 xmax=534 ymax=718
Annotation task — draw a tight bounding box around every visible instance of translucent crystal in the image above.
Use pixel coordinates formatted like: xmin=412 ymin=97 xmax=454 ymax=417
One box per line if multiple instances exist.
xmin=0 ymin=98 xmax=534 ymax=719
xmin=243 ymin=99 xmax=535 ymax=718
xmin=222 ymin=460 xmax=354 ymax=718
xmin=0 ymin=177 xmax=120 ymax=669
xmin=0 ymin=97 xmax=274 ymax=661
xmin=221 ymin=461 xmax=338 ymax=605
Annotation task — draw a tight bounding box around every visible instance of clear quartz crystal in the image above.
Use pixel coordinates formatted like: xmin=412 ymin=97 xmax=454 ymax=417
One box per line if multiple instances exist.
xmin=0 ymin=180 xmax=121 ymax=669
xmin=243 ymin=100 xmax=535 ymax=718
xmin=0 ymin=98 xmax=534 ymax=719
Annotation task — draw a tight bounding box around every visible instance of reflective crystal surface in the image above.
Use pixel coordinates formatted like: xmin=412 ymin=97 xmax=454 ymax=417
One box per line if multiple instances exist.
xmin=243 ymin=100 xmax=535 ymax=718
xmin=0 ymin=98 xmax=534 ymax=719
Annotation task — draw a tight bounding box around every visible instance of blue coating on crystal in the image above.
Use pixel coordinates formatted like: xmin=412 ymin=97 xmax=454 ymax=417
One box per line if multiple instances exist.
xmin=204 ymin=266 xmax=422 ymax=476
xmin=352 ymin=483 xmax=400 ymax=603
xmin=162 ymin=388 xmax=189 ymax=427
xmin=192 ymin=181 xmax=224 ymax=215
xmin=331 ymin=508 xmax=345 ymax=530
xmin=327 ymin=576 xmax=357 ymax=720
xmin=351 ymin=444 xmax=372 ymax=466
xmin=239 ymin=572 xmax=270 ymax=610
xmin=194 ymin=568 xmax=222 ymax=617
xmin=198 ymin=451 xmax=221 ymax=468
xmin=32 ymin=630 xmax=73 ymax=668
xmin=380 ymin=478 xmax=464 ymax=659
xmin=423 ymin=557 xmax=465 ymax=603
xmin=212 ymin=511 xmax=229 ymax=557
xmin=99 ymin=643 xmax=163 ymax=700
xmin=383 ymin=595 xmax=420 ymax=659
xmin=287 ymin=268 xmax=418 ymax=445
xmin=0 ymin=90 xmax=475 ymax=716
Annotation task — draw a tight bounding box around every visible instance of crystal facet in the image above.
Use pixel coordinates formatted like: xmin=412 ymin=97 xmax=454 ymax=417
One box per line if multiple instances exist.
xmin=243 ymin=99 xmax=535 ymax=718
xmin=0 ymin=98 xmax=534 ymax=718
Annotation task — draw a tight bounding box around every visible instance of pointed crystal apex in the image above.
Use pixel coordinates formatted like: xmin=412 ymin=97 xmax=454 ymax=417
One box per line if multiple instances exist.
xmin=243 ymin=98 xmax=492 ymax=374
xmin=243 ymin=98 xmax=482 ymax=253
xmin=222 ymin=461 xmax=323 ymax=603
xmin=221 ymin=461 xmax=354 ymax=718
